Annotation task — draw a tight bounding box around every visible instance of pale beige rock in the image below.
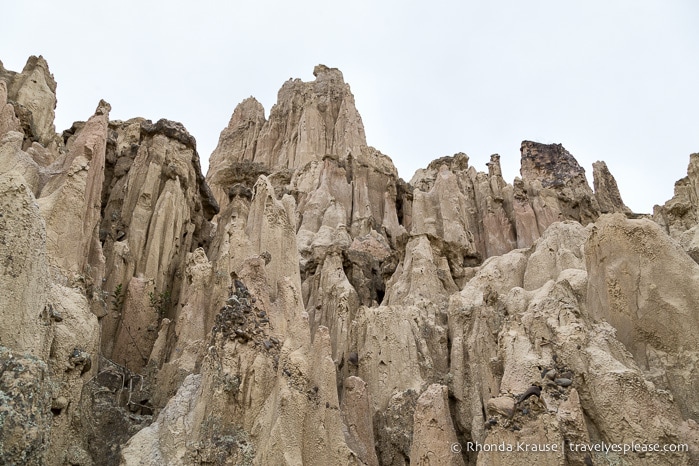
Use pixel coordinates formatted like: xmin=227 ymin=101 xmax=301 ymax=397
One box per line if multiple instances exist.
xmin=246 ymin=175 xmax=301 ymax=301
xmin=593 ymin=160 xmax=631 ymax=214
xmin=410 ymin=384 xmax=465 ymax=466
xmin=122 ymin=244 xmax=357 ymax=465
xmin=295 ymin=158 xmax=353 ymax=271
xmin=1 ymin=56 xmax=58 ymax=147
xmin=486 ymin=396 xmax=516 ymax=419
xmin=305 ymin=253 xmax=359 ymax=374
xmin=0 ymin=80 xmax=21 ymax=137
xmin=522 ymin=221 xmax=588 ymax=290
xmin=341 ymin=376 xmax=379 ymax=466
xmin=45 ymin=283 xmax=100 ymax=465
xmin=586 ymin=213 xmax=699 ymax=420
xmin=206 ymin=97 xmax=266 ymax=210
xmin=407 ymin=145 xmax=603 ymax=263
xmin=120 ymin=374 xmax=202 ymax=465
xmin=679 ymin=224 xmax=699 ymax=263
xmin=207 ymin=64 xmax=367 ymax=180
xmin=385 ymin=234 xmax=457 ymax=310
xmin=99 ymin=119 xmax=216 ymax=364
xmin=0 ymin=171 xmax=51 ymax=357
xmin=5 ymin=56 xmax=699 ymax=466
xmin=252 ymin=324 xmax=358 ymax=466
xmin=170 ymin=249 xmax=217 ymax=354
xmin=355 ymin=305 xmax=427 ymax=411
xmin=654 ymin=153 xmax=699 ymax=244
xmin=447 ymin=219 xmax=699 ymax=465
xmin=38 ymin=100 xmax=109 ymax=279
xmin=448 ymin=249 xmax=530 ymax=441
xmin=111 ymin=276 xmax=161 ymax=372
xmin=0 ymin=131 xmax=41 ymax=194
xmin=257 ymin=65 xmax=367 ymax=169
xmin=555 ymin=389 xmax=591 ymax=465
xmin=410 ymin=164 xmax=479 ymax=261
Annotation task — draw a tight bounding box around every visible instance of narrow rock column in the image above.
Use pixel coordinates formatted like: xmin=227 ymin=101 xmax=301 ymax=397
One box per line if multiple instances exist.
xmin=409 ymin=384 xmax=465 ymax=466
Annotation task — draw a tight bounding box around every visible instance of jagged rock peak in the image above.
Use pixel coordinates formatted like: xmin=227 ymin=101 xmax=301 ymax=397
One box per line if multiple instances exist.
xmin=424 ymin=152 xmax=470 ymax=173
xmin=0 ymin=55 xmax=59 ymax=148
xmin=95 ymin=98 xmax=111 ymax=116
xmin=592 ymin=160 xmax=631 ymax=214
xmin=207 ymin=64 xmax=372 ymax=210
xmin=141 ymin=118 xmax=196 ymax=150
xmin=653 ymin=152 xmax=699 ymax=260
xmin=520 ymin=140 xmax=586 ymax=187
xmin=231 ymin=96 xmax=265 ymax=120
xmin=313 ymin=63 xmax=344 ymax=80
xmin=0 ymin=55 xmax=57 ymax=94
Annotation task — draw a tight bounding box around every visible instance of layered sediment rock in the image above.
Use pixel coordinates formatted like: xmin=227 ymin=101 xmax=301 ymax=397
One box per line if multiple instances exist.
xmin=592 ymin=160 xmax=631 ymax=214
xmin=2 ymin=56 xmax=699 ymax=466
xmin=0 ymin=56 xmax=59 ymax=149
xmin=654 ymin=153 xmax=699 ymax=262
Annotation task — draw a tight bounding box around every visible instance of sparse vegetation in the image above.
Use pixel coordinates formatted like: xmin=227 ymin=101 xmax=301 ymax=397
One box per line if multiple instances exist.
xmin=148 ymin=289 xmax=171 ymax=319
xmin=111 ymin=284 xmax=124 ymax=313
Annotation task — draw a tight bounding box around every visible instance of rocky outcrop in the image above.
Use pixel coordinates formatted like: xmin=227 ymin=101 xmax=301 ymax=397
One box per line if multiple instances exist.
xmin=206 ymin=65 xmax=367 ymax=212
xmin=586 ymin=213 xmax=699 ymax=421
xmin=0 ymin=56 xmax=59 ymax=149
xmin=38 ymin=99 xmax=110 ymax=281
xmin=410 ymin=384 xmax=465 ymax=466
xmin=0 ymin=80 xmax=21 ymax=137
xmin=592 ymin=160 xmax=631 ymax=214
xmin=0 ymin=148 xmax=101 ymax=465
xmin=447 ymin=221 xmax=698 ymax=465
xmin=519 ymin=141 xmax=600 ymax=229
xmin=0 ymin=171 xmax=52 ymax=357
xmin=2 ymin=56 xmax=699 ymax=466
xmin=654 ymin=153 xmax=699 ymax=261
xmin=98 ymin=118 xmax=218 ymax=372
xmin=0 ymin=348 xmax=52 ymax=466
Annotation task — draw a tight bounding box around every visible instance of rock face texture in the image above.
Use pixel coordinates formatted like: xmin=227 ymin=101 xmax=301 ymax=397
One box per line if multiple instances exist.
xmin=654 ymin=153 xmax=699 ymax=262
xmin=2 ymin=56 xmax=699 ymax=466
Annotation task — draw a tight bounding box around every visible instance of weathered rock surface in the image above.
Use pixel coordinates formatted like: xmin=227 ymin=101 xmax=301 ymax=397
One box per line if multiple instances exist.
xmin=0 ymin=56 xmax=59 ymax=149
xmin=654 ymin=153 xmax=699 ymax=261
xmin=2 ymin=56 xmax=699 ymax=466
xmin=0 ymin=348 xmax=52 ymax=466
xmin=0 ymin=81 xmax=21 ymax=137
xmin=0 ymin=171 xmax=52 ymax=357
xmin=592 ymin=160 xmax=631 ymax=214
xmin=586 ymin=213 xmax=699 ymax=421
xmin=98 ymin=117 xmax=218 ymax=372
xmin=38 ymin=99 xmax=109 ymax=280
xmin=410 ymin=384 xmax=465 ymax=466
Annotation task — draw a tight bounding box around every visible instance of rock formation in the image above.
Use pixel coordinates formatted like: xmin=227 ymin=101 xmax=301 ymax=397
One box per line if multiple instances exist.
xmin=2 ymin=56 xmax=699 ymax=466
xmin=654 ymin=153 xmax=699 ymax=262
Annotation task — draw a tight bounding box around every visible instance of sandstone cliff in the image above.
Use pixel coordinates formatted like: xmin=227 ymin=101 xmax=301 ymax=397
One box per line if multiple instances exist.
xmin=1 ymin=56 xmax=698 ymax=466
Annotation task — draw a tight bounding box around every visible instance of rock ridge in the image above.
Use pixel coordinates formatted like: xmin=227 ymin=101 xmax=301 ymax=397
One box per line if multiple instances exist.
xmin=1 ymin=57 xmax=698 ymax=466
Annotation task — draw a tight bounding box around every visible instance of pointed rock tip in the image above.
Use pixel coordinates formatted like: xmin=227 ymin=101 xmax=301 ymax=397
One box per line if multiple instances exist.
xmin=228 ymin=97 xmax=265 ymax=125
xmin=236 ymin=96 xmax=264 ymax=113
xmin=22 ymin=55 xmax=57 ymax=92
xmin=25 ymin=55 xmax=50 ymax=68
xmin=313 ymin=64 xmax=344 ymax=81
xmin=95 ymin=99 xmax=111 ymax=116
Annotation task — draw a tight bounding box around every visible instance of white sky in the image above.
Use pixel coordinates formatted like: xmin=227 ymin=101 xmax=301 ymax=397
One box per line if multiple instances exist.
xmin=2 ymin=1 xmax=697 ymax=213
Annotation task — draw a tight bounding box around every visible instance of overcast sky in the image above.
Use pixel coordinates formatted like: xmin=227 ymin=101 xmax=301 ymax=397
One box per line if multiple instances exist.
xmin=2 ymin=1 xmax=697 ymax=212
